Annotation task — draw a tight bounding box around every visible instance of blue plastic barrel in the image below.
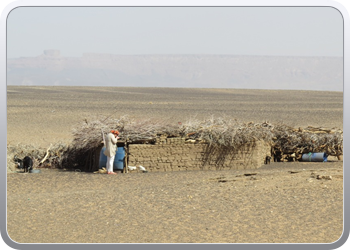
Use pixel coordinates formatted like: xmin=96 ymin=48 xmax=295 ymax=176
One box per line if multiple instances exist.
xmin=301 ymin=152 xmax=328 ymax=162
xmin=99 ymin=147 xmax=125 ymax=170
xmin=115 ymin=147 xmax=125 ymax=170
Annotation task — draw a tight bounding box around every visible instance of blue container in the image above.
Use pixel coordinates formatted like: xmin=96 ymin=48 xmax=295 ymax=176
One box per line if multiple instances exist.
xmin=302 ymin=152 xmax=328 ymax=162
xmin=99 ymin=147 xmax=125 ymax=170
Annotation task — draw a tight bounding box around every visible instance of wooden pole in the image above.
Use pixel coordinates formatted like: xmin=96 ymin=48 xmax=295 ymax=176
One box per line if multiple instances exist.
xmin=123 ymin=141 xmax=129 ymax=173
xmin=40 ymin=144 xmax=52 ymax=164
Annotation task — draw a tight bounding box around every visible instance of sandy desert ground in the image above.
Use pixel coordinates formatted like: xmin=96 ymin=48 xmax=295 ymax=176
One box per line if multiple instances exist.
xmin=6 ymin=86 xmax=344 ymax=244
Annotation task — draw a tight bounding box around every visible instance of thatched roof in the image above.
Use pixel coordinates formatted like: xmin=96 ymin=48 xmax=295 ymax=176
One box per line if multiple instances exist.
xmin=70 ymin=115 xmax=343 ymax=157
xmin=9 ymin=115 xmax=342 ymax=172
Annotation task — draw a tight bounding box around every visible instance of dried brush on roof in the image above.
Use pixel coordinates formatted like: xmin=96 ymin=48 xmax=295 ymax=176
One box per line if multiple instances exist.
xmin=60 ymin=115 xmax=342 ymax=170
xmin=272 ymin=124 xmax=343 ymax=157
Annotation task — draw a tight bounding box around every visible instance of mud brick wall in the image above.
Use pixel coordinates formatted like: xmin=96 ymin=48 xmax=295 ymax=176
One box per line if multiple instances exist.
xmin=127 ymin=138 xmax=271 ymax=172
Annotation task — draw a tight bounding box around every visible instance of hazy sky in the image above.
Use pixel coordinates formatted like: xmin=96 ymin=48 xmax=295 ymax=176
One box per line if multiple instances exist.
xmin=7 ymin=6 xmax=343 ymax=58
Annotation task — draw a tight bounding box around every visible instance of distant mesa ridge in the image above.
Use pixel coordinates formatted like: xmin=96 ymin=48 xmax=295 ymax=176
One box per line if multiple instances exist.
xmin=43 ymin=50 xmax=61 ymax=57
xmin=7 ymin=50 xmax=343 ymax=91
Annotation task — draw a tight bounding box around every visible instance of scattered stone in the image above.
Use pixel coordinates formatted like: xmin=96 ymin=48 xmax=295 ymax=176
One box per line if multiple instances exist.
xmin=316 ymin=175 xmax=332 ymax=180
xmin=310 ymin=172 xmax=332 ymax=180
xmin=244 ymin=173 xmax=257 ymax=176
xmin=289 ymin=171 xmax=300 ymax=174
xmin=94 ymin=168 xmax=107 ymax=174
xmin=218 ymin=179 xmax=236 ymax=183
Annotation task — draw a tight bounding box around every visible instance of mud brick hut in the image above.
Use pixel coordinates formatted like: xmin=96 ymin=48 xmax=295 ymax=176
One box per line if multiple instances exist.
xmin=91 ymin=137 xmax=271 ymax=173
xmin=126 ymin=138 xmax=271 ymax=172
xmin=60 ymin=116 xmax=343 ymax=173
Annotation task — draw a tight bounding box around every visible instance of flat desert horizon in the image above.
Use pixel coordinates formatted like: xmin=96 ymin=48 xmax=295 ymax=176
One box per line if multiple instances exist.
xmin=7 ymin=86 xmax=343 ymax=148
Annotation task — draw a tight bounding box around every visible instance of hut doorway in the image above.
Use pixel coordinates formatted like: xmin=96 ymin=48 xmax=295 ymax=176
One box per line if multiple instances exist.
xmin=98 ymin=141 xmax=127 ymax=173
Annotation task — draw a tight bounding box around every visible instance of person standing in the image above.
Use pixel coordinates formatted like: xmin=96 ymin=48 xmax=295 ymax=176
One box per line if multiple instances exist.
xmin=104 ymin=130 xmax=120 ymax=175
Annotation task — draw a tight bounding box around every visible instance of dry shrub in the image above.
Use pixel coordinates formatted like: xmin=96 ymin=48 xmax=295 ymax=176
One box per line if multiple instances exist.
xmin=7 ymin=143 xmax=68 ymax=172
